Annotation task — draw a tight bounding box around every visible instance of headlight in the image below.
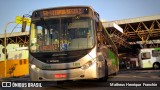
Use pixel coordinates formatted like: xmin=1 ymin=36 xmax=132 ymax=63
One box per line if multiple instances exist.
xmin=81 ymin=60 xmax=95 ymax=70
xmin=31 ymin=65 xmax=36 ymax=69
xmin=31 ymin=64 xmax=40 ymax=71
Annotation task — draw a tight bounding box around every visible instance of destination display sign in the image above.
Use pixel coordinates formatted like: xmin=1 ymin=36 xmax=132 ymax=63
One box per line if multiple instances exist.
xmin=41 ymin=8 xmax=88 ymax=17
xmin=39 ymin=45 xmax=58 ymax=51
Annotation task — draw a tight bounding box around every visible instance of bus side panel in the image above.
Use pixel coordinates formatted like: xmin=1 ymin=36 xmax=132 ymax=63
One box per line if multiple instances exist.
xmin=140 ymin=59 xmax=153 ymax=68
xmin=100 ymin=46 xmax=119 ymax=75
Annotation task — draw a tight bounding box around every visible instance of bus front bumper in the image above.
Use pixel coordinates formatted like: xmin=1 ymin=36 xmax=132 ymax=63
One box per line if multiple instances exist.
xmin=29 ymin=63 xmax=98 ymax=81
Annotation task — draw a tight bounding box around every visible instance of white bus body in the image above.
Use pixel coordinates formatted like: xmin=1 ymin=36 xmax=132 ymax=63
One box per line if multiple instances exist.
xmin=139 ymin=48 xmax=160 ymax=69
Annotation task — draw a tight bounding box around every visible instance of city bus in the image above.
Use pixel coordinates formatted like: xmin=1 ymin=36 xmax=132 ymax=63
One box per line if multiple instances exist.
xmin=139 ymin=48 xmax=160 ymax=69
xmin=29 ymin=6 xmax=119 ymax=82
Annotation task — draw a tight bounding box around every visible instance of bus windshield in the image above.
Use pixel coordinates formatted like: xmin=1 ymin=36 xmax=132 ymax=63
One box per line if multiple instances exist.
xmin=30 ymin=17 xmax=94 ymax=52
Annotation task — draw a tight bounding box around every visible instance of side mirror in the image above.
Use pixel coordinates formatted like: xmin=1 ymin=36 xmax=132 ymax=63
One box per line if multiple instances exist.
xmin=2 ymin=48 xmax=8 ymax=59
xmin=2 ymin=48 xmax=7 ymax=54
xmin=97 ymin=31 xmax=101 ymax=42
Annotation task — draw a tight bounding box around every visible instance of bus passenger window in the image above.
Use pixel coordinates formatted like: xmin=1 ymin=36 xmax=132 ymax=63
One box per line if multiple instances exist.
xmin=152 ymin=50 xmax=160 ymax=57
xmin=141 ymin=52 xmax=151 ymax=60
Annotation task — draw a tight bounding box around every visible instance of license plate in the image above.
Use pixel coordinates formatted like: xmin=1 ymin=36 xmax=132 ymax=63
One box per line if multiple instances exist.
xmin=54 ymin=74 xmax=67 ymax=78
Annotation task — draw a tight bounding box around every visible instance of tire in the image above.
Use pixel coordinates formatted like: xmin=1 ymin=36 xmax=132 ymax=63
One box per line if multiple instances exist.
xmin=98 ymin=61 xmax=108 ymax=82
xmin=153 ymin=63 xmax=160 ymax=69
xmin=103 ymin=63 xmax=109 ymax=80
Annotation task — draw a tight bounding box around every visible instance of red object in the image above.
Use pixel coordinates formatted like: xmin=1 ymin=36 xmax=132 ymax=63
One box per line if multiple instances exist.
xmin=54 ymin=74 xmax=67 ymax=78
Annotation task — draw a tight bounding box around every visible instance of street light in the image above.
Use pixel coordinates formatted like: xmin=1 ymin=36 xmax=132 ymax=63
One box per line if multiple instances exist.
xmin=4 ymin=21 xmax=15 ymax=78
xmin=3 ymin=15 xmax=30 ymax=78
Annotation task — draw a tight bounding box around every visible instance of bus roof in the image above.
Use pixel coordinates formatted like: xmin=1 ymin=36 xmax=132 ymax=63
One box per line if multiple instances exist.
xmin=32 ymin=6 xmax=95 ymax=13
xmin=140 ymin=47 xmax=160 ymax=52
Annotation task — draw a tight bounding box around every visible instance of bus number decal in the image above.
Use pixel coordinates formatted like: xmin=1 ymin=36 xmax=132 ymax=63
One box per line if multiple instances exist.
xmin=42 ymin=65 xmax=51 ymax=69
xmin=73 ymin=63 xmax=80 ymax=67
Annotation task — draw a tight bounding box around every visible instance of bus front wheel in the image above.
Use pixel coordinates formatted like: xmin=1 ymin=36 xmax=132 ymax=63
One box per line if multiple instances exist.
xmin=153 ymin=62 xmax=160 ymax=69
xmin=98 ymin=61 xmax=108 ymax=82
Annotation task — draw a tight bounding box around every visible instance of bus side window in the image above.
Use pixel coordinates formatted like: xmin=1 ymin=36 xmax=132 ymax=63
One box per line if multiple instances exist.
xmin=141 ymin=52 xmax=151 ymax=60
xmin=152 ymin=50 xmax=160 ymax=57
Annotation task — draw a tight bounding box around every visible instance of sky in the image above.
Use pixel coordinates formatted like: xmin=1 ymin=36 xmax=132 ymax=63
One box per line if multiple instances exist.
xmin=0 ymin=0 xmax=160 ymax=34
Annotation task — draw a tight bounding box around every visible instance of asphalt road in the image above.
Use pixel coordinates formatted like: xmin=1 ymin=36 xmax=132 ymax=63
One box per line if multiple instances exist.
xmin=1 ymin=69 xmax=160 ymax=90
